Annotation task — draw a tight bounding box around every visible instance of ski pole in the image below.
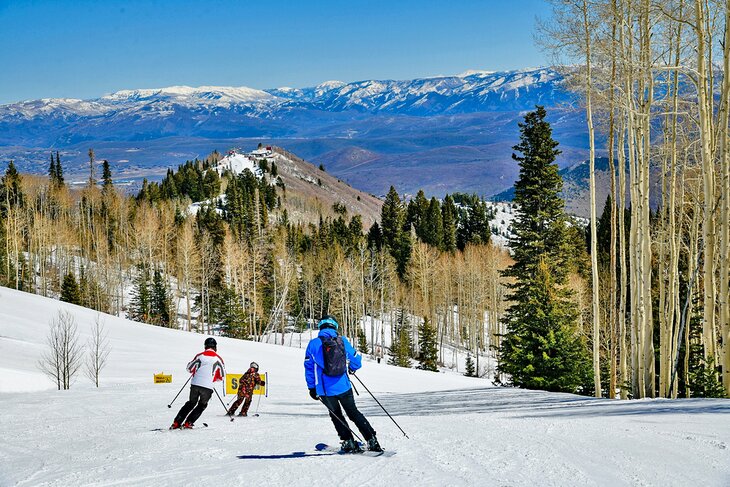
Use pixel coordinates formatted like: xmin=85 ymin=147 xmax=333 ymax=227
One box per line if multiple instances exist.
xmin=213 ymin=387 xmax=234 ymax=422
xmin=167 ymin=375 xmax=192 ymax=408
xmin=351 ymin=373 xmax=409 ymax=439
xmin=254 ymin=392 xmax=262 ymax=415
xmin=347 ymin=370 xmax=359 ymax=396
xmin=317 ymin=397 xmax=364 ymax=443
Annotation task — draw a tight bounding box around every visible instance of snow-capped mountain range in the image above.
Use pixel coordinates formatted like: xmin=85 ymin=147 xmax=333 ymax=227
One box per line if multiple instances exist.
xmin=1 ymin=68 xmax=566 ymax=122
xmin=0 ymin=67 xmax=587 ymax=202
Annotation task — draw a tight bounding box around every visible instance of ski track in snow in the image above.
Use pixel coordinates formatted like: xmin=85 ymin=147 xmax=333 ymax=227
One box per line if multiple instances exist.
xmin=1 ymin=286 xmax=729 ymax=486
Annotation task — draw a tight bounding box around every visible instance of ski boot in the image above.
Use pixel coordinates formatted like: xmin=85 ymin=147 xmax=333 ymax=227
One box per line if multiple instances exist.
xmin=170 ymin=421 xmax=181 ymax=430
xmin=366 ymin=437 xmax=383 ymax=452
xmin=340 ymin=439 xmax=363 ymax=453
xmin=238 ymin=412 xmax=247 ymax=417
xmin=182 ymin=422 xmax=194 ymax=429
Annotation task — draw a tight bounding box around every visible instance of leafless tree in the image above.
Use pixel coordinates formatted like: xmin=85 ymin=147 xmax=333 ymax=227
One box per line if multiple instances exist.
xmin=86 ymin=314 xmax=111 ymax=387
xmin=38 ymin=310 xmax=83 ymax=390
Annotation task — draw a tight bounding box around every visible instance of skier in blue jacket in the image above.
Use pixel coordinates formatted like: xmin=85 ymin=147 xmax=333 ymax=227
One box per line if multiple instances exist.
xmin=304 ymin=315 xmax=382 ymax=453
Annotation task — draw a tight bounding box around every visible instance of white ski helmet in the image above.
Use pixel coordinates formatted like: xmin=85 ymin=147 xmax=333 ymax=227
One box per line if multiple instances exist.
xmin=250 ymin=361 xmax=259 ymax=370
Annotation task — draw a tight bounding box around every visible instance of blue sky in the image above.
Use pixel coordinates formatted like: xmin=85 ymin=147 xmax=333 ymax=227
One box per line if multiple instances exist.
xmin=0 ymin=0 xmax=552 ymax=104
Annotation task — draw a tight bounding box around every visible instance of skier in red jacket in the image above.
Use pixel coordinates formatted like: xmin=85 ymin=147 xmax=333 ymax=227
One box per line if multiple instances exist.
xmin=171 ymin=337 xmax=225 ymax=429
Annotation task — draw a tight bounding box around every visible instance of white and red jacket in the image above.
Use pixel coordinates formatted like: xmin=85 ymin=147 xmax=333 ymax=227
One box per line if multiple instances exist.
xmin=187 ymin=349 xmax=225 ymax=390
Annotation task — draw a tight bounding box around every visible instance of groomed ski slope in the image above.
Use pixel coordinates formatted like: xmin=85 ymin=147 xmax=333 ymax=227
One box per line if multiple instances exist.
xmin=0 ymin=286 xmax=728 ymax=487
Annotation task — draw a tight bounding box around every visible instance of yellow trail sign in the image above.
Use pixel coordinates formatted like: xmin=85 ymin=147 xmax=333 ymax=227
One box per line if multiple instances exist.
xmin=154 ymin=373 xmax=172 ymax=384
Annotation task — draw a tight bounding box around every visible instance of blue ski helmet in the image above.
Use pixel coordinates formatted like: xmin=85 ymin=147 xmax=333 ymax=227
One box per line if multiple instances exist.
xmin=317 ymin=315 xmax=339 ymax=330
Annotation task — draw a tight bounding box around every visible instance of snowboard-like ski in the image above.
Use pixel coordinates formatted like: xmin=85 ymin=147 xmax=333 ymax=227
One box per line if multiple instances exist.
xmin=315 ymin=443 xmax=395 ymax=458
xmin=151 ymin=422 xmax=209 ymax=432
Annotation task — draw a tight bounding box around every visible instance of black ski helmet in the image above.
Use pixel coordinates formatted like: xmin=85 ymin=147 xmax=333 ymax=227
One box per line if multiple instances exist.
xmin=204 ymin=337 xmax=217 ymax=350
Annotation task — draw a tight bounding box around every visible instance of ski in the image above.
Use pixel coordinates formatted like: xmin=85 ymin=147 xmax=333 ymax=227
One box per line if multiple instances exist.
xmin=151 ymin=422 xmax=209 ymax=432
xmin=314 ymin=443 xmax=395 ymax=458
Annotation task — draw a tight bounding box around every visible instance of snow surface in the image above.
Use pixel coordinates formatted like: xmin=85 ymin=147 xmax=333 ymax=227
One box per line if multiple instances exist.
xmin=1 ymin=286 xmax=729 ymax=486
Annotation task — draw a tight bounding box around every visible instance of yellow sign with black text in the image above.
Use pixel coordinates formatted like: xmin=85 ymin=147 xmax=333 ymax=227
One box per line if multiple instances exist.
xmin=225 ymin=373 xmax=267 ymax=396
xmin=154 ymin=373 xmax=172 ymax=384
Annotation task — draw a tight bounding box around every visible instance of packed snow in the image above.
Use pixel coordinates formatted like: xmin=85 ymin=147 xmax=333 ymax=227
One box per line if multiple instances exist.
xmin=1 ymin=286 xmax=729 ymax=486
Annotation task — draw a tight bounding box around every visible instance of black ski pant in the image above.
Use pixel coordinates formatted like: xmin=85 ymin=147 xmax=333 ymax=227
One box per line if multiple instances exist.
xmin=174 ymin=385 xmax=213 ymax=425
xmin=320 ymin=388 xmax=376 ymax=442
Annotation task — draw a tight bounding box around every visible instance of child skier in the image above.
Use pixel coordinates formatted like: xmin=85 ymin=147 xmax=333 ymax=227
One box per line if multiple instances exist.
xmin=304 ymin=315 xmax=383 ymax=453
xmin=227 ymin=362 xmax=265 ymax=417
xmin=171 ymin=337 xmax=225 ymax=429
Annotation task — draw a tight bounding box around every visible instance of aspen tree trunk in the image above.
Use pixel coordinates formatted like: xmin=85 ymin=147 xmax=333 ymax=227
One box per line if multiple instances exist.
xmin=580 ymin=0 xmax=603 ymax=398
xmin=665 ymin=14 xmax=683 ymax=397
xmin=693 ymin=0 xmax=719 ymax=367
xmin=607 ymin=0 xmax=620 ymax=398
xmin=718 ymin=0 xmax=730 ymax=395
xmin=621 ymin=0 xmax=641 ymax=396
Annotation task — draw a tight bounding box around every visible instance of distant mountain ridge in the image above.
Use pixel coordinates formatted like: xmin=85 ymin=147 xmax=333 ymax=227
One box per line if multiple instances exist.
xmin=0 ymin=67 xmax=590 ymax=201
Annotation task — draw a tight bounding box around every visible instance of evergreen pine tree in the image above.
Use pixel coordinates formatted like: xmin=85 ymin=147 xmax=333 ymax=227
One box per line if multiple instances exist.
xmin=60 ymin=272 xmax=81 ymax=305
xmin=381 ymin=186 xmax=402 ymax=251
xmin=406 ymin=190 xmax=428 ymax=237
xmin=464 ymin=354 xmax=476 ymax=377
xmin=389 ymin=308 xmax=412 ymax=368
xmin=2 ymin=161 xmax=24 ymax=208
xmin=49 ymin=153 xmax=57 ymax=186
xmin=151 ymin=268 xmax=171 ymax=326
xmin=422 ymin=197 xmax=444 ymax=248
xmin=357 ymin=327 xmax=368 ymax=354
xmin=499 ymin=259 xmax=591 ymax=392
xmin=441 ymin=194 xmax=458 ymax=252
xmin=367 ymin=222 xmax=383 ymax=250
xmin=129 ymin=266 xmax=152 ymax=322
xmin=215 ymin=287 xmax=249 ymax=339
xmin=417 ymin=317 xmax=439 ymax=371
xmin=498 ymin=106 xmax=591 ymax=393
xmin=55 ymin=152 xmax=64 ymax=188
xmin=102 ymin=160 xmax=113 ymax=192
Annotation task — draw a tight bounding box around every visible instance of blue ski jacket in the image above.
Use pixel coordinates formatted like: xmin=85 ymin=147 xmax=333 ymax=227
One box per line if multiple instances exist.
xmin=304 ymin=327 xmax=362 ymax=397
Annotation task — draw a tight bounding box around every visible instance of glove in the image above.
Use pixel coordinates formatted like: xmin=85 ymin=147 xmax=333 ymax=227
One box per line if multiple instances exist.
xmin=308 ymin=388 xmax=319 ymax=401
xmin=348 ymin=368 xmax=356 ymax=375
xmin=260 ymin=381 xmax=265 ymax=386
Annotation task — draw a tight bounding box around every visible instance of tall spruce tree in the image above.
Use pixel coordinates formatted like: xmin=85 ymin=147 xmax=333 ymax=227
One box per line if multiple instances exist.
xmin=389 ymin=308 xmax=412 ymax=368
xmin=129 ymin=266 xmax=152 ymax=322
xmin=102 ymin=160 xmax=113 ymax=192
xmin=441 ymin=194 xmax=458 ymax=252
xmin=417 ymin=317 xmax=439 ymax=371
xmin=422 ymin=197 xmax=444 ymax=248
xmin=49 ymin=153 xmax=57 ymax=186
xmin=55 ymin=152 xmax=64 ymax=188
xmin=151 ymin=269 xmax=171 ymax=326
xmin=381 ymin=186 xmax=402 ymax=251
xmin=498 ymin=106 xmax=591 ymax=393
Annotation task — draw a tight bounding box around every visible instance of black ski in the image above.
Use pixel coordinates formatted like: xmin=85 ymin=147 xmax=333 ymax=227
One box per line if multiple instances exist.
xmin=315 ymin=443 xmax=395 ymax=458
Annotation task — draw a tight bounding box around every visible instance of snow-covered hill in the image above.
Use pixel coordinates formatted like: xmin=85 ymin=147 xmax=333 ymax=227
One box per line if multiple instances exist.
xmin=1 ymin=286 xmax=729 ymax=486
